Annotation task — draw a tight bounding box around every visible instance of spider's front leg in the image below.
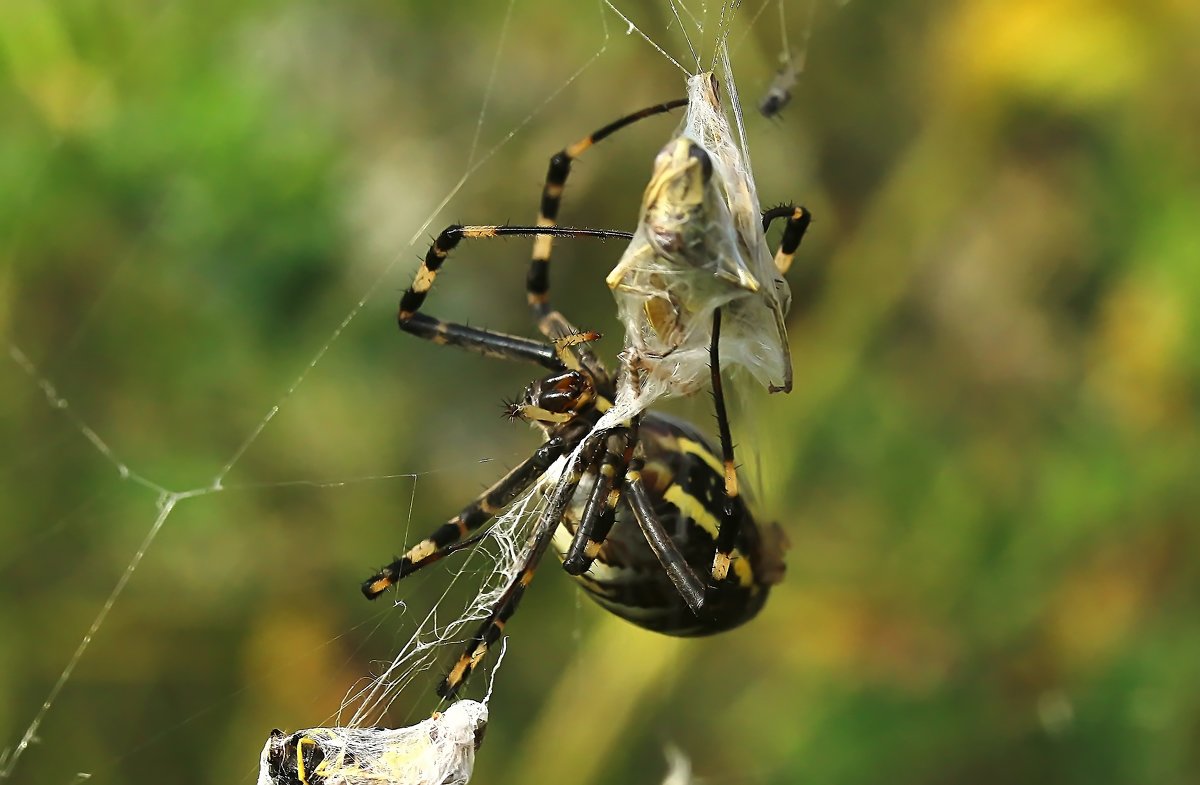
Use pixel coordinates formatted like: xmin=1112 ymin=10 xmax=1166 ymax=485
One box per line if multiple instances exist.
xmin=526 ymin=97 xmax=687 ymax=343
xmin=397 ymin=224 xmax=631 ymax=372
xmin=761 ymin=203 xmax=811 ymax=276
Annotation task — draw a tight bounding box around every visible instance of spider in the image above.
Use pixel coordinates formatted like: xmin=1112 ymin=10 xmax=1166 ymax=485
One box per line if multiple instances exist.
xmin=362 ymin=75 xmax=810 ymax=699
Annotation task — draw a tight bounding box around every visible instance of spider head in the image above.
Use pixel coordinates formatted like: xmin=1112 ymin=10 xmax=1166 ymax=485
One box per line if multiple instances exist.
xmin=504 ymin=370 xmax=595 ymax=432
xmin=641 ymin=136 xmax=713 ymax=260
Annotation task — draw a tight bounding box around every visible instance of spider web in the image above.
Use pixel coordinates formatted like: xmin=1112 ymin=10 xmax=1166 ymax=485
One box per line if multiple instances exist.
xmin=0 ymin=2 xmax=822 ymax=783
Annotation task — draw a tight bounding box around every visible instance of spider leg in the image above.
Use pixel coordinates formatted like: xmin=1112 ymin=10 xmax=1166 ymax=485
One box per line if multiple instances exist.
xmin=761 ymin=204 xmax=811 ymax=275
xmin=399 ymin=314 xmax=561 ymax=370
xmin=624 ymin=448 xmax=708 ymax=614
xmin=527 ymin=98 xmax=688 ymax=351
xmin=561 ymin=428 xmax=632 ymax=574
xmin=707 ymin=308 xmax=743 ymax=584
xmin=438 ymin=433 xmax=606 ymax=698
xmin=399 ymin=224 xmax=631 ymax=371
xmin=361 ymin=437 xmax=567 ymax=599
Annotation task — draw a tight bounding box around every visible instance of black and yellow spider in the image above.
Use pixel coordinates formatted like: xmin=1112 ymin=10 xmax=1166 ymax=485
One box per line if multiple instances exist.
xmin=362 ymin=85 xmax=810 ymax=699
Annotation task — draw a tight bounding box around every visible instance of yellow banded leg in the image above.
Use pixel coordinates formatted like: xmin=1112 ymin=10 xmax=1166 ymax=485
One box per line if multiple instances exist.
xmin=761 ymin=204 xmax=811 ymax=276
xmin=362 ymin=438 xmax=566 ymax=598
xmin=526 ymin=97 xmax=688 ymax=322
xmin=708 ymin=308 xmax=742 ymax=584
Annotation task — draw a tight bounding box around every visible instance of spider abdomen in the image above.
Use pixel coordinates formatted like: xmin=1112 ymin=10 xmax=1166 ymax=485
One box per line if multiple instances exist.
xmin=553 ymin=413 xmax=786 ymax=636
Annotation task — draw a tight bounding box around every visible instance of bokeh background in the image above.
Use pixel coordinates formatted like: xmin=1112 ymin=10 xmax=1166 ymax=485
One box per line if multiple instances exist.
xmin=3 ymin=1 xmax=1199 ymax=783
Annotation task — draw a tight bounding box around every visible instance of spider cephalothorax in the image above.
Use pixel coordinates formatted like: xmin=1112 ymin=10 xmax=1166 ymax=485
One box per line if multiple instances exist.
xmin=504 ymin=368 xmax=597 ymax=430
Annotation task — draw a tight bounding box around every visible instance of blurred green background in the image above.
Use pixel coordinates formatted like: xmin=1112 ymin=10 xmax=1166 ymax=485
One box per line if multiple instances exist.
xmin=3 ymin=1 xmax=1200 ymax=783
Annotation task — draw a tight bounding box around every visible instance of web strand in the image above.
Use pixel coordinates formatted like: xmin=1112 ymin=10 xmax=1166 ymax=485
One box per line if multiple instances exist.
xmin=8 ymin=345 xmax=167 ymax=496
xmin=0 ymin=493 xmax=178 ymax=780
xmin=604 ymin=1 xmax=691 ymax=76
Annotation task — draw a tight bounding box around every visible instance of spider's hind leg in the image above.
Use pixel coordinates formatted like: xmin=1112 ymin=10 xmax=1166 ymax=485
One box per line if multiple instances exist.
xmin=397 ymin=224 xmax=631 ymax=372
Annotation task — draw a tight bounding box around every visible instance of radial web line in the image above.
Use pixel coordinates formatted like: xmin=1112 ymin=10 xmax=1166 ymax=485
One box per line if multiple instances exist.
xmin=0 ymin=494 xmax=179 ymax=779
xmin=465 ymin=0 xmax=517 ymax=169
xmin=604 ymin=1 xmax=691 ymax=76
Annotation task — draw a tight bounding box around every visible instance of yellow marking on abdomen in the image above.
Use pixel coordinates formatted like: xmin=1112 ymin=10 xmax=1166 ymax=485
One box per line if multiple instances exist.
xmin=676 ymin=437 xmax=724 ymax=475
xmin=662 ymin=484 xmax=754 ymax=587
xmin=663 ymin=484 xmax=721 ymax=539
